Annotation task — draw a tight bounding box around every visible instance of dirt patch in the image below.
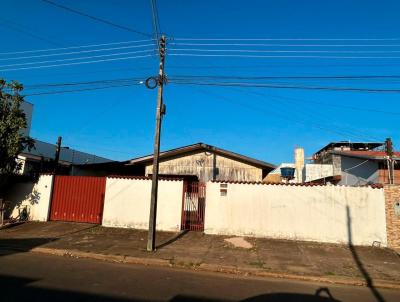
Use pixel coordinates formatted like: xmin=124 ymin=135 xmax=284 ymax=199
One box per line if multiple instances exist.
xmin=224 ymin=237 xmax=253 ymax=249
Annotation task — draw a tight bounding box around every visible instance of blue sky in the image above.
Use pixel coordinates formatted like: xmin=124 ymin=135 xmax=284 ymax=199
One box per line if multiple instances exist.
xmin=1 ymin=0 xmax=399 ymax=164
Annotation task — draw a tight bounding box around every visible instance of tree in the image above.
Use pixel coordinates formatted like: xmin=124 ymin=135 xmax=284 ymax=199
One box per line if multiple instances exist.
xmin=0 ymin=79 xmax=34 ymax=195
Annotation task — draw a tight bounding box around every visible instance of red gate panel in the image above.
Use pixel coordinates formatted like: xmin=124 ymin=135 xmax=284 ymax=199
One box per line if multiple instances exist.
xmin=181 ymin=181 xmax=206 ymax=231
xmin=50 ymin=176 xmax=106 ymax=224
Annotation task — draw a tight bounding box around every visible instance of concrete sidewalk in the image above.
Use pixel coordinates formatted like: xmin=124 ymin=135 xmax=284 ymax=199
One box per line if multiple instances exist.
xmin=1 ymin=222 xmax=400 ymax=289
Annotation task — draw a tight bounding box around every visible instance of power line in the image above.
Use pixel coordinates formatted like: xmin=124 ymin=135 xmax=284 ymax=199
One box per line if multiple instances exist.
xmin=8 ymin=66 xmax=155 ymax=79
xmin=0 ymin=49 xmax=156 ymax=68
xmin=41 ymin=0 xmax=152 ymax=37
xmin=0 ymin=43 xmax=155 ymax=61
xmin=150 ymin=0 xmax=162 ymax=51
xmin=261 ymin=91 xmax=400 ymax=116
xmin=0 ymin=18 xmax=62 ymax=47
xmin=239 ymin=88 xmax=382 ymax=141
xmin=24 ymin=82 xmax=142 ymax=96
xmin=169 ymin=80 xmax=400 ymax=93
xmin=173 ymin=37 xmax=400 ymax=41
xmin=191 ymin=86 xmax=374 ymax=141
xmin=170 ymin=74 xmax=400 ymax=80
xmin=169 ymin=53 xmax=400 ymax=59
xmin=169 ymin=48 xmax=400 ymax=54
xmin=23 ymin=77 xmax=146 ymax=89
xmin=0 ymin=39 xmax=155 ymax=56
xmin=0 ymin=54 xmax=155 ymax=72
xmin=169 ymin=42 xmax=400 ymax=47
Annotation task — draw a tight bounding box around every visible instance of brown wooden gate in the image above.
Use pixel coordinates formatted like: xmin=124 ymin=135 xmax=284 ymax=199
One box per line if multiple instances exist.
xmin=50 ymin=176 xmax=106 ymax=224
xmin=181 ymin=181 xmax=206 ymax=231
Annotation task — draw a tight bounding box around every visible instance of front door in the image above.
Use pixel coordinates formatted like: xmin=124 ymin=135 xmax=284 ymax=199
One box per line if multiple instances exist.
xmin=181 ymin=181 xmax=206 ymax=231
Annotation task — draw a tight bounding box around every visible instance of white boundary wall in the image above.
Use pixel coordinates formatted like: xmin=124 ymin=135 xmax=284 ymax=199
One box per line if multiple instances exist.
xmin=205 ymin=182 xmax=388 ymax=246
xmin=5 ymin=175 xmax=53 ymax=221
xmin=102 ymin=177 xmax=184 ymax=231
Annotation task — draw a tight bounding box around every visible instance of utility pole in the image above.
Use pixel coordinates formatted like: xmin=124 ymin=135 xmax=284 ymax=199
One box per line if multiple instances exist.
xmin=147 ymin=35 xmax=167 ymax=252
xmin=54 ymin=136 xmax=62 ymax=174
xmin=385 ymin=137 xmax=394 ymax=184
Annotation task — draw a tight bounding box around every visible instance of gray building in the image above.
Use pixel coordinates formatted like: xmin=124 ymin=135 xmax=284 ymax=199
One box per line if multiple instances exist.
xmin=312 ymin=141 xmax=399 ymax=185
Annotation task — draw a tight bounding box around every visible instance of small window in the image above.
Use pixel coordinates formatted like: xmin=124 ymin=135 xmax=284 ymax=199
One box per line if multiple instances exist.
xmin=220 ymin=183 xmax=228 ymax=196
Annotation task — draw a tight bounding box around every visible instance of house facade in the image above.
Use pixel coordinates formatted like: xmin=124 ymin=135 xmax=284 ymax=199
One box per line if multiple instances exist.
xmin=269 ymin=142 xmax=399 ymax=185
xmin=75 ymin=143 xmax=276 ymax=182
xmin=135 ymin=143 xmax=275 ymax=182
xmin=312 ymin=142 xmax=399 ymax=185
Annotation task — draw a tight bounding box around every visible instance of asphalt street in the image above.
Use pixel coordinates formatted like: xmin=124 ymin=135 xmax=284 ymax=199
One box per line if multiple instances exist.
xmin=0 ymin=250 xmax=399 ymax=302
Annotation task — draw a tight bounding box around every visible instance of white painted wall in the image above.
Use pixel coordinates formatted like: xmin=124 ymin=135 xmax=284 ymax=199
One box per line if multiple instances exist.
xmin=102 ymin=177 xmax=184 ymax=232
xmin=304 ymin=164 xmax=334 ymax=182
xmin=205 ymin=182 xmax=388 ymax=246
xmin=5 ymin=175 xmax=53 ymax=221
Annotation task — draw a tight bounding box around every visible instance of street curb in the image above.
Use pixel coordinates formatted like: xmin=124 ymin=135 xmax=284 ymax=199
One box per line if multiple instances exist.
xmin=27 ymin=246 xmax=400 ymax=290
xmin=0 ymin=222 xmax=25 ymax=230
xmin=30 ymin=247 xmax=172 ymax=267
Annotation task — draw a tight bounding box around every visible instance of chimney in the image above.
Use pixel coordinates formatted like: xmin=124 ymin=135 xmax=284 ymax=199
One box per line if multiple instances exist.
xmin=294 ymin=147 xmax=305 ymax=183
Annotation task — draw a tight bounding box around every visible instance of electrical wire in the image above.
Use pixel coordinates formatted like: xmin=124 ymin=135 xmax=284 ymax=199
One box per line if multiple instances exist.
xmin=169 ymin=74 xmax=400 ymax=80
xmin=24 ymin=77 xmax=145 ymax=89
xmin=0 ymin=49 xmax=156 ymax=68
xmin=150 ymin=0 xmax=162 ymax=51
xmin=169 ymin=42 xmax=400 ymax=47
xmin=0 ymin=18 xmax=62 ymax=47
xmin=41 ymin=0 xmax=152 ymax=37
xmin=240 ymin=87 xmax=382 ymax=141
xmin=191 ymin=86 xmax=374 ymax=141
xmin=169 ymin=80 xmax=400 ymax=93
xmin=255 ymin=91 xmax=400 ymax=116
xmin=24 ymin=82 xmax=143 ymax=96
xmin=169 ymin=48 xmax=400 ymax=54
xmin=0 ymin=54 xmax=156 ymax=72
xmin=0 ymin=39 xmax=155 ymax=56
xmin=173 ymin=37 xmax=400 ymax=41
xmin=0 ymin=44 xmax=156 ymax=61
xmin=169 ymin=53 xmax=400 ymax=59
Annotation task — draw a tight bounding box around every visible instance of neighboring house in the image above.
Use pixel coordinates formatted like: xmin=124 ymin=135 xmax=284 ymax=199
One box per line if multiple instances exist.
xmin=270 ymin=142 xmax=399 ymax=185
xmin=19 ymin=140 xmax=112 ymax=176
xmin=20 ymin=101 xmax=33 ymax=136
xmin=74 ymin=143 xmax=276 ymax=182
xmin=311 ymin=141 xmax=399 ymax=185
xmin=18 ymin=101 xmax=112 ymax=176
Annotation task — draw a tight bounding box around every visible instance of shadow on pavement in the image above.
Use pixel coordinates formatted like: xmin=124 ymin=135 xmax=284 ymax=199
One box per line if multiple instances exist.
xmin=0 ymin=238 xmax=56 ymax=257
xmin=157 ymin=230 xmax=189 ymax=249
xmin=1 ymin=273 xmax=341 ymax=302
xmin=173 ymin=287 xmax=340 ymax=301
xmin=346 ymin=206 xmax=385 ymax=302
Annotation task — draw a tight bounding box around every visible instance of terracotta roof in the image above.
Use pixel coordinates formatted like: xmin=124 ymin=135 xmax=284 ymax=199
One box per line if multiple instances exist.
xmin=331 ymin=150 xmax=400 ymax=160
xmin=341 ymin=150 xmax=400 ymax=157
xmin=107 ymin=175 xmax=184 ymax=181
xmin=211 ymin=179 xmax=383 ymax=189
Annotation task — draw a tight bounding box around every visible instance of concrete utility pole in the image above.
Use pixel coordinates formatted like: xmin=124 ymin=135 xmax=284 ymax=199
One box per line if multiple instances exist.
xmin=54 ymin=136 xmax=62 ymax=174
xmin=385 ymin=137 xmax=394 ymax=184
xmin=147 ymin=36 xmax=167 ymax=252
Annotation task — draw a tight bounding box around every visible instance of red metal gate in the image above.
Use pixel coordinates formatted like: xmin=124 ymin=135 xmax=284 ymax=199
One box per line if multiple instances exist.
xmin=181 ymin=181 xmax=206 ymax=231
xmin=50 ymin=176 xmax=106 ymax=224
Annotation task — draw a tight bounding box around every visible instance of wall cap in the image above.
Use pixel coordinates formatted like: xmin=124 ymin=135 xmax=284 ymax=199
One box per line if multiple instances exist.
xmin=210 ymin=180 xmax=383 ymax=189
xmin=107 ymin=175 xmax=184 ymax=182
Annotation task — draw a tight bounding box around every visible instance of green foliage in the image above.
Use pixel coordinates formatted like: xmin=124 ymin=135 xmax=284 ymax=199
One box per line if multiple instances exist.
xmin=0 ymin=79 xmax=35 ymax=194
